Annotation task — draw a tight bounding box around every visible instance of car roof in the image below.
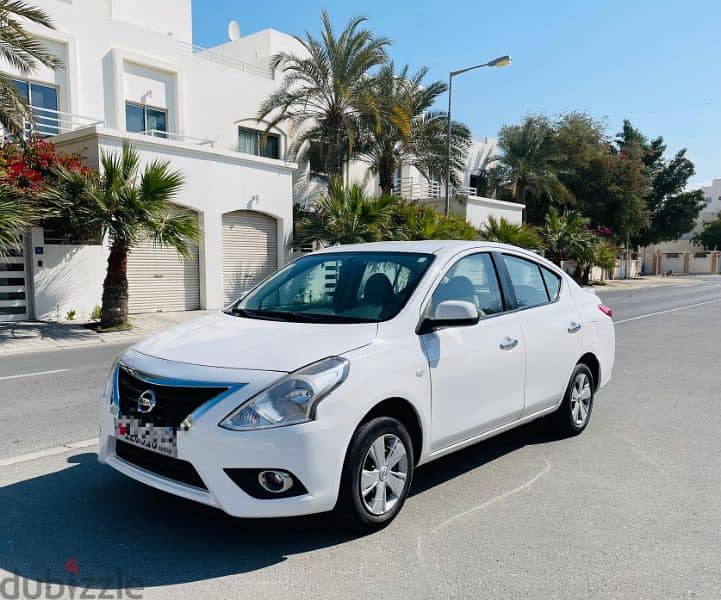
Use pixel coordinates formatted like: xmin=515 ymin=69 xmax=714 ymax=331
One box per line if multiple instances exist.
xmin=309 ymin=240 xmax=570 ymax=278
xmin=312 ymin=240 xmax=534 ymax=258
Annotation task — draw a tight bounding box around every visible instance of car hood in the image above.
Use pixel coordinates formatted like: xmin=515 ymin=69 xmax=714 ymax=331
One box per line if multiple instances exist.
xmin=131 ymin=311 xmax=378 ymax=372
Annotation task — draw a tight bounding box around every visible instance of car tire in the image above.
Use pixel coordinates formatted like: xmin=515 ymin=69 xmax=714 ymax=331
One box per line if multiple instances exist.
xmin=335 ymin=417 xmax=414 ymax=533
xmin=552 ymin=364 xmax=595 ymax=436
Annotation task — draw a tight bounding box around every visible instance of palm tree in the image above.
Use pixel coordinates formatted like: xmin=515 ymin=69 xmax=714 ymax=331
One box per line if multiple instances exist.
xmin=493 ymin=115 xmax=572 ymax=225
xmin=538 ymin=208 xmax=592 ymax=265
xmin=257 ymin=11 xmax=389 ymax=178
xmin=294 ymin=177 xmax=396 ymax=247
xmin=479 ymin=215 xmax=542 ymax=250
xmin=356 ymin=63 xmax=471 ymax=194
xmin=390 ymin=202 xmax=479 ymax=241
xmin=0 ymin=0 xmax=62 ymax=138
xmin=45 ymin=142 xmax=199 ymax=327
xmin=0 ymin=184 xmax=32 ymax=254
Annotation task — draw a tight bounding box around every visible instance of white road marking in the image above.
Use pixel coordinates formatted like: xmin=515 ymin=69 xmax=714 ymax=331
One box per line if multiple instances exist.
xmin=0 ymin=437 xmax=98 ymax=467
xmin=432 ymin=458 xmax=551 ymax=532
xmin=614 ymin=297 xmax=721 ymax=324
xmin=0 ymin=368 xmax=69 ymax=381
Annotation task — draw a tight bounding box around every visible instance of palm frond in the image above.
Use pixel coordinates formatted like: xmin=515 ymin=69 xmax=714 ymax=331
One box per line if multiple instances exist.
xmin=0 ymin=184 xmax=32 ymax=254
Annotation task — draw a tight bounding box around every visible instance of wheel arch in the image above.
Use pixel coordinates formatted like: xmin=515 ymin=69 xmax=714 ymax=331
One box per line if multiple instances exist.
xmin=577 ymin=352 xmax=601 ymax=391
xmin=357 ymin=397 xmax=424 ymax=465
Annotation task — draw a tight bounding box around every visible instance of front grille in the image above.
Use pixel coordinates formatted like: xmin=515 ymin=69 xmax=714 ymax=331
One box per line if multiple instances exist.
xmin=118 ymin=366 xmax=227 ymax=428
xmin=115 ymin=439 xmax=207 ymax=490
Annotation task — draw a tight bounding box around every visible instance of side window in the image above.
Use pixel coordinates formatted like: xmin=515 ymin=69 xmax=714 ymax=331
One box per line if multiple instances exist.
xmin=541 ymin=266 xmax=562 ymax=301
xmin=503 ymin=255 xmax=550 ymax=309
xmin=431 ymin=253 xmax=505 ymax=316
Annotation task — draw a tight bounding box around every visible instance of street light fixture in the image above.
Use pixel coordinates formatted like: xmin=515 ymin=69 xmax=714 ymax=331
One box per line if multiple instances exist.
xmin=444 ymin=55 xmax=512 ymax=216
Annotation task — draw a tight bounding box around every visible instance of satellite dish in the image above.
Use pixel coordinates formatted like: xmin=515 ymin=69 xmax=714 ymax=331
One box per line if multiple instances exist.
xmin=228 ymin=20 xmax=241 ymax=42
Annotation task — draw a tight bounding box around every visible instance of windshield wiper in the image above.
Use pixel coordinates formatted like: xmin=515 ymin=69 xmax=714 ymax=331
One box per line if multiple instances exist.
xmin=227 ymin=308 xmax=373 ymax=324
xmin=227 ymin=308 xmax=293 ymax=321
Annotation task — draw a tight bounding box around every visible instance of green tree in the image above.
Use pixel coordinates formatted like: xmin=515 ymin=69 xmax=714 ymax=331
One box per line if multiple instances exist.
xmin=479 ymin=215 xmax=542 ymax=250
xmin=492 ymin=115 xmax=572 ymax=225
xmin=692 ymin=215 xmax=721 ymax=251
xmin=257 ymin=11 xmax=389 ymax=178
xmin=616 ymin=120 xmax=704 ymax=246
xmin=357 ymin=63 xmax=471 ymax=194
xmin=44 ymin=142 xmax=199 ymax=327
xmin=294 ymin=177 xmax=396 ymax=247
xmin=0 ymin=0 xmax=62 ymax=138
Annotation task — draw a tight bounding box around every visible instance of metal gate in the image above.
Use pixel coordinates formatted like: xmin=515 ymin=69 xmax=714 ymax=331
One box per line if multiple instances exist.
xmin=0 ymin=241 xmax=29 ymax=321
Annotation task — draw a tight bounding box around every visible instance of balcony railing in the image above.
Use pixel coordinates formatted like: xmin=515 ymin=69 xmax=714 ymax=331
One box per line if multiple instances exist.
xmin=392 ymin=176 xmax=442 ymax=201
xmin=177 ymin=41 xmax=275 ymax=80
xmin=392 ymin=177 xmax=482 ymax=201
xmin=15 ymin=106 xmax=104 ymax=138
xmin=142 ymin=129 xmax=215 ymax=146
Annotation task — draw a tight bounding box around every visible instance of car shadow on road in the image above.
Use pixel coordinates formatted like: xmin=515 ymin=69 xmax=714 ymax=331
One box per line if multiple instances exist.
xmin=0 ymin=419 xmax=559 ymax=590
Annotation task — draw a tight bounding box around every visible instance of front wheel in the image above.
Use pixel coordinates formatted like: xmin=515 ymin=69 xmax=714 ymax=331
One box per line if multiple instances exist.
xmin=335 ymin=417 xmax=414 ymax=532
xmin=552 ymin=364 xmax=595 ymax=436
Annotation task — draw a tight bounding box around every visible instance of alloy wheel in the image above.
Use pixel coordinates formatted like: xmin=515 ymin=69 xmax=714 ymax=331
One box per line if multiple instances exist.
xmin=570 ymin=372 xmax=592 ymax=427
xmin=360 ymin=433 xmax=409 ymax=515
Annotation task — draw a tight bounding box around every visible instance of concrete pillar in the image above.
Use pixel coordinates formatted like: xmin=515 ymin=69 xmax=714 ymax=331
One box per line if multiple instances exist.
xmin=683 ymin=253 xmax=690 ymax=275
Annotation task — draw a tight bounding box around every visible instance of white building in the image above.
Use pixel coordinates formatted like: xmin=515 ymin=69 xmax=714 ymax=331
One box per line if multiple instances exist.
xmin=642 ymin=179 xmax=721 ymax=275
xmin=0 ymin=0 xmax=523 ymax=322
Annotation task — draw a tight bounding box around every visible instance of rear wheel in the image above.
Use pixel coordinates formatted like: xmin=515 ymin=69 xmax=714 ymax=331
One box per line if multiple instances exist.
xmin=335 ymin=417 xmax=414 ymax=532
xmin=552 ymin=364 xmax=594 ymax=436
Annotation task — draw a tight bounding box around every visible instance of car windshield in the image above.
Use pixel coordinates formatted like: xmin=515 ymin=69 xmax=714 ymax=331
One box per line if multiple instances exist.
xmin=227 ymin=251 xmax=434 ymax=323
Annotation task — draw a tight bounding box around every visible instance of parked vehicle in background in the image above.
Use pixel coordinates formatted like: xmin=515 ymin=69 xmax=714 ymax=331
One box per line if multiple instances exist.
xmin=99 ymin=241 xmax=615 ymax=531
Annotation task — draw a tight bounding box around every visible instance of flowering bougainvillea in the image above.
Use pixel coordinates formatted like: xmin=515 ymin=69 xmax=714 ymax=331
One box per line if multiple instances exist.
xmin=0 ymin=136 xmax=92 ymax=191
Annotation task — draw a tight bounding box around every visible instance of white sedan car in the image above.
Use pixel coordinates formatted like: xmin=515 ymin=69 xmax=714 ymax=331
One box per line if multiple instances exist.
xmin=99 ymin=241 xmax=614 ymax=531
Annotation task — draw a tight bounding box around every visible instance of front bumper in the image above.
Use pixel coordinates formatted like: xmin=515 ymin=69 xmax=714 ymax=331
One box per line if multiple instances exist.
xmin=100 ymin=408 xmax=348 ymax=517
xmin=98 ymin=352 xmax=353 ymax=518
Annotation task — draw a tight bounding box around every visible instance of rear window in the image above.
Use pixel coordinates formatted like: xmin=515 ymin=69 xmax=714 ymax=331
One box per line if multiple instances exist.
xmin=541 ymin=267 xmax=562 ymax=301
xmin=503 ymin=254 xmax=550 ymax=309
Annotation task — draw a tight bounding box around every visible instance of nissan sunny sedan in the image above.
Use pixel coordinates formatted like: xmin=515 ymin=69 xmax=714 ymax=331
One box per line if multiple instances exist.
xmin=99 ymin=241 xmax=615 ymax=531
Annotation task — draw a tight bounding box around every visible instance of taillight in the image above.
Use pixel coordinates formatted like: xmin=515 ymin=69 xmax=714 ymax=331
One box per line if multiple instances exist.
xmin=598 ymin=304 xmax=613 ymax=318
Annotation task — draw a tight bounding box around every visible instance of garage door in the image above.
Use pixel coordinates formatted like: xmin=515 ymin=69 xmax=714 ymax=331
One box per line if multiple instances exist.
xmin=222 ymin=211 xmax=278 ymax=305
xmin=0 ymin=242 xmax=29 ymax=322
xmin=127 ymin=209 xmax=200 ymax=313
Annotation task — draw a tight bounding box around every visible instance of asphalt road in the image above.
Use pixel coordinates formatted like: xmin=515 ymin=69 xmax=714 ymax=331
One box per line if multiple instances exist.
xmin=0 ymin=279 xmax=720 ymax=599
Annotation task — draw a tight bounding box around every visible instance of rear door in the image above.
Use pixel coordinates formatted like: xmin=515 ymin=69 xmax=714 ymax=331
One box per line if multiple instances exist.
xmin=500 ymin=253 xmax=582 ymax=416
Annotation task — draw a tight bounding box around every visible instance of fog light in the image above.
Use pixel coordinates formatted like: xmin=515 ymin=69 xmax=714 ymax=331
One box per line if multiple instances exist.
xmin=258 ymin=470 xmax=293 ymax=494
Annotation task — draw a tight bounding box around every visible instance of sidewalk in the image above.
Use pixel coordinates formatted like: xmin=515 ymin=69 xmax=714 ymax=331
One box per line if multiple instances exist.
xmin=591 ymin=275 xmax=710 ymax=292
xmin=0 ymin=310 xmax=215 ymax=356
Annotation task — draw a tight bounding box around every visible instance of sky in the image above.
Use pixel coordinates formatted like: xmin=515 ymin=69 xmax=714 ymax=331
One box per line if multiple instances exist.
xmin=191 ymin=0 xmax=721 ymax=188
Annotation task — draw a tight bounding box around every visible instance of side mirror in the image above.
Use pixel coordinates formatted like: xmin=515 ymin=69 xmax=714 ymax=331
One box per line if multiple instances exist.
xmin=417 ymin=300 xmax=480 ymax=334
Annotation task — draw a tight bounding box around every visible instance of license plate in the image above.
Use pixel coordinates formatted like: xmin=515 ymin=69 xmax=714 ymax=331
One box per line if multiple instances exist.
xmin=115 ymin=417 xmax=177 ymax=458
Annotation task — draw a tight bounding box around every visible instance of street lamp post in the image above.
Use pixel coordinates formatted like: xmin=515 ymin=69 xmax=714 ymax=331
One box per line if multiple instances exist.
xmin=444 ymin=55 xmax=512 ymax=217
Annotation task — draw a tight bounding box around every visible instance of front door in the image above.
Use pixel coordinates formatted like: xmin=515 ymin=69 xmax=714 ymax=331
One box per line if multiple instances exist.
xmin=420 ymin=252 xmax=526 ymax=452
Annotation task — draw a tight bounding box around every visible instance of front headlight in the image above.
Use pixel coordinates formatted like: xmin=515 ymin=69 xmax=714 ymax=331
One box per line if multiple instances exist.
xmin=219 ymin=356 xmax=350 ymax=431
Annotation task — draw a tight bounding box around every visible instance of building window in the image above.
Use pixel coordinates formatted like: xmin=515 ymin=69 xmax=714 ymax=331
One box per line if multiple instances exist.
xmin=237 ymin=127 xmax=280 ymax=159
xmin=308 ymin=140 xmax=327 ymax=177
xmin=125 ymin=102 xmax=167 ymax=138
xmin=11 ymin=78 xmax=59 ymax=136
xmin=706 ymin=196 xmax=713 ymax=204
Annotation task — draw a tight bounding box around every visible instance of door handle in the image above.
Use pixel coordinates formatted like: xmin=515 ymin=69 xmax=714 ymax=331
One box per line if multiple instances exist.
xmin=568 ymin=321 xmax=582 ymax=333
xmin=499 ymin=337 xmax=519 ymax=351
